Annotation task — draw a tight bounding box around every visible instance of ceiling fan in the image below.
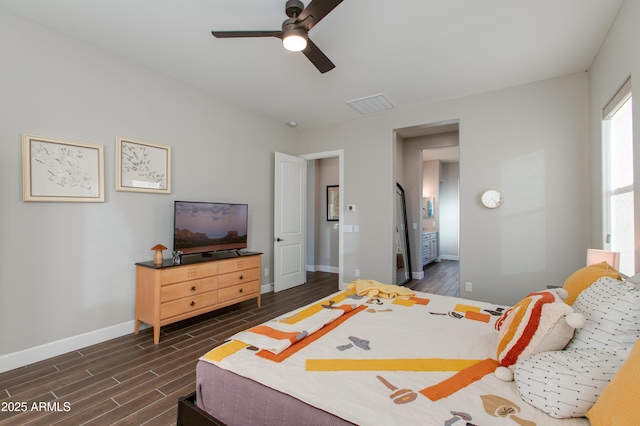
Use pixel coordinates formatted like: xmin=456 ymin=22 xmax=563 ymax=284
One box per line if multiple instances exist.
xmin=211 ymin=0 xmax=343 ymax=73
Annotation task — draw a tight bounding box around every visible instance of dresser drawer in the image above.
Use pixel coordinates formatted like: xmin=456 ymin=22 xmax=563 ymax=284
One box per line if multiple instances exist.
xmin=218 ymin=267 xmax=260 ymax=289
xmin=161 ymin=291 xmax=218 ymax=320
xmin=218 ymin=281 xmax=260 ymax=303
xmin=161 ymin=276 xmax=218 ymax=302
xmin=218 ymin=256 xmax=260 ymax=274
xmin=136 ymin=253 xmax=261 ymax=344
xmin=160 ymin=262 xmax=218 ymax=285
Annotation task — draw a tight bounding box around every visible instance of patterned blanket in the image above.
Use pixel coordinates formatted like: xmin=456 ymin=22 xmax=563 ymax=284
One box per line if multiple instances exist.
xmin=201 ymin=288 xmax=590 ymax=426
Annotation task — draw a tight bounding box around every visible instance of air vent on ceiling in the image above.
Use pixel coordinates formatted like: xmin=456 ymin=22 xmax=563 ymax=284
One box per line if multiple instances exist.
xmin=346 ymin=93 xmax=396 ymax=115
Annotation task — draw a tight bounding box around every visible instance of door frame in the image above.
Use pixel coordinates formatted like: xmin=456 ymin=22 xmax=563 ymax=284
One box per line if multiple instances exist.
xmin=301 ymin=149 xmax=345 ymax=289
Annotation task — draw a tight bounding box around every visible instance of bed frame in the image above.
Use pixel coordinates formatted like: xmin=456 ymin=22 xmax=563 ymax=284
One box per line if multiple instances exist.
xmin=177 ymin=393 xmax=226 ymax=426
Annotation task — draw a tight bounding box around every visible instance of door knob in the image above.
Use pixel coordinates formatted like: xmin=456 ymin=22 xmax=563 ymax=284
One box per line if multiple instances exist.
xmin=276 ymin=237 xmax=284 ymax=242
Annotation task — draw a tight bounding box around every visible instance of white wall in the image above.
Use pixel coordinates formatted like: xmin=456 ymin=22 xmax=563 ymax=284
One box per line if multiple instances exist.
xmin=300 ymin=72 xmax=591 ymax=305
xmin=0 ymin=10 xmax=298 ymax=369
xmin=588 ymin=0 xmax=640 ymax=271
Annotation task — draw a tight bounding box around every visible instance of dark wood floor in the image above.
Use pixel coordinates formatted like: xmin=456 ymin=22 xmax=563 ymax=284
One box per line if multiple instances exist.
xmin=0 ymin=272 xmax=341 ymax=426
xmin=0 ymin=265 xmax=459 ymax=426
xmin=408 ymin=259 xmax=460 ymax=297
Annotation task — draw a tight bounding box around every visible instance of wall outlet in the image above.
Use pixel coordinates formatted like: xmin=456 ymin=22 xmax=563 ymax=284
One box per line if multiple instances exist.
xmin=264 ymin=268 xmax=269 ymax=277
xmin=355 ymin=269 xmax=360 ymax=277
xmin=465 ymin=282 xmax=472 ymax=292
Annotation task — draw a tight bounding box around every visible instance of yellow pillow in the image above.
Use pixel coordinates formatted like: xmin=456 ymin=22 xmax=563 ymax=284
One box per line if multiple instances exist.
xmin=586 ymin=339 xmax=640 ymax=425
xmin=562 ymin=262 xmax=621 ymax=305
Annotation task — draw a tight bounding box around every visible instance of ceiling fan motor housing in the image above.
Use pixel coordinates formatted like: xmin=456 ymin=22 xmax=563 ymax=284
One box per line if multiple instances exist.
xmin=282 ymin=17 xmax=300 ymax=32
xmin=285 ymin=0 xmax=304 ymax=17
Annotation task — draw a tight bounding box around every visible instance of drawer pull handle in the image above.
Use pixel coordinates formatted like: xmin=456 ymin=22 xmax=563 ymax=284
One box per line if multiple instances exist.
xmin=191 ymin=286 xmax=196 ymax=291
xmin=239 ymin=288 xmax=243 ymax=293
xmin=190 ymin=301 xmax=195 ymax=307
xmin=239 ymin=275 xmax=244 ymax=280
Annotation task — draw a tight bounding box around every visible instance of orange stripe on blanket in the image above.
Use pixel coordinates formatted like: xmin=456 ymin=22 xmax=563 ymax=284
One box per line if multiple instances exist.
xmin=257 ymin=304 xmax=367 ymax=362
xmin=278 ymin=289 xmax=355 ymax=325
xmin=201 ymin=340 xmax=249 ymax=363
xmin=246 ymin=325 xmax=304 ymax=345
xmin=419 ymin=358 xmax=499 ymax=401
xmin=306 ymin=358 xmax=483 ymax=372
xmin=465 ymin=311 xmax=491 ymax=323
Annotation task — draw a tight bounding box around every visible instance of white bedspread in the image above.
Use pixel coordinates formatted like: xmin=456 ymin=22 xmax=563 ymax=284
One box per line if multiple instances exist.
xmin=201 ymin=289 xmax=590 ymax=426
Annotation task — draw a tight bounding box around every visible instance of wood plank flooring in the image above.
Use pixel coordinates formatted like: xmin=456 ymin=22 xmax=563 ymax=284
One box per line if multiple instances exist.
xmin=0 ymin=265 xmax=459 ymax=426
xmin=408 ymin=260 xmax=460 ymax=297
xmin=0 ymin=272 xmax=340 ymax=426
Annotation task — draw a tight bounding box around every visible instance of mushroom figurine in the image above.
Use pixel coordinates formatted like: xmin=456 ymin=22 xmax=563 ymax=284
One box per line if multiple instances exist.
xmin=151 ymin=244 xmax=167 ymax=266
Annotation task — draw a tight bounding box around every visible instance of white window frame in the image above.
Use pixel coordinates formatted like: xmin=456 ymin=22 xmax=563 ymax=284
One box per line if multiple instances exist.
xmin=602 ymin=77 xmax=633 ymax=274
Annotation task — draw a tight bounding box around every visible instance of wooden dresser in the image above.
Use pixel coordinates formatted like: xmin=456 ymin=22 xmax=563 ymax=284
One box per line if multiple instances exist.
xmin=135 ymin=251 xmax=261 ymax=344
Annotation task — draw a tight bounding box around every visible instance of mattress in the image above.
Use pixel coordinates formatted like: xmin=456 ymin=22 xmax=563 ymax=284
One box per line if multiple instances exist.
xmin=196 ymin=286 xmax=591 ymax=425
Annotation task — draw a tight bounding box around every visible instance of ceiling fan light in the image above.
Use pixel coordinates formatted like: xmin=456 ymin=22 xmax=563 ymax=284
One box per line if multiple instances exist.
xmin=282 ymin=30 xmax=307 ymax=52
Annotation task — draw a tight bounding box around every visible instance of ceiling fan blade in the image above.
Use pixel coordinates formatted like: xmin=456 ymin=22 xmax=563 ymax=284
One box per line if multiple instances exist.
xmin=211 ymin=30 xmax=282 ymax=39
xmin=297 ymin=0 xmax=344 ymax=31
xmin=302 ymin=38 xmax=335 ymax=73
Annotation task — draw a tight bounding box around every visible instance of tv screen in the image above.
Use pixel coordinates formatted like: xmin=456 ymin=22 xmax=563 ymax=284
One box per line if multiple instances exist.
xmin=174 ymin=201 xmax=248 ymax=255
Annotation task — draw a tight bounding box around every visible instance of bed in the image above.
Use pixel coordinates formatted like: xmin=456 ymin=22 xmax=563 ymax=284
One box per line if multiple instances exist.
xmin=178 ymin=271 xmax=640 ymax=426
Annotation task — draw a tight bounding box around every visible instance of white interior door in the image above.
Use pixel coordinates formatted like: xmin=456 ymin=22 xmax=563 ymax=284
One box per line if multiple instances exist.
xmin=274 ymin=152 xmax=307 ymax=292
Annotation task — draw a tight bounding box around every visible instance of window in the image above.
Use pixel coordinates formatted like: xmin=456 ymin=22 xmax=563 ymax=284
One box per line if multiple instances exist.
xmin=603 ymin=78 xmax=634 ymax=276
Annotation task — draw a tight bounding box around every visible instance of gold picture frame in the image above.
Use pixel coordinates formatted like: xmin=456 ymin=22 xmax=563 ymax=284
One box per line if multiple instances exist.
xmin=116 ymin=136 xmax=171 ymax=194
xmin=22 ymin=134 xmax=105 ymax=202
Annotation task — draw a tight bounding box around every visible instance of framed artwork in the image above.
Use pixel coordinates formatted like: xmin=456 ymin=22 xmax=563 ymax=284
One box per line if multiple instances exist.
xmin=327 ymin=185 xmax=339 ymax=221
xmin=22 ymin=134 xmax=105 ymax=202
xmin=116 ymin=137 xmax=171 ymax=194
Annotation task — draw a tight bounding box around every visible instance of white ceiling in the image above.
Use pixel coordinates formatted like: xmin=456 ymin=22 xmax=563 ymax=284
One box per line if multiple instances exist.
xmin=0 ymin=0 xmax=624 ymax=129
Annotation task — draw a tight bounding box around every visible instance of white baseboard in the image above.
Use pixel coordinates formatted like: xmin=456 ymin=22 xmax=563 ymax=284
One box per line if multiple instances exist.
xmin=0 ymin=321 xmax=138 ymax=374
xmin=440 ymin=255 xmax=460 ymax=261
xmin=412 ymin=271 xmax=425 ymax=280
xmin=1 ymin=284 xmax=277 ymax=374
xmin=306 ymin=265 xmax=339 ymax=274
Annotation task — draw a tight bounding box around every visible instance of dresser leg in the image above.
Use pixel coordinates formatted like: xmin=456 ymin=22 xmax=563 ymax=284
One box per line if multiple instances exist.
xmin=154 ymin=327 xmax=160 ymax=345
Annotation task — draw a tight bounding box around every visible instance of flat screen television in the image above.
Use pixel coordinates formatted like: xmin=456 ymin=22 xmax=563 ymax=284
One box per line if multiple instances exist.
xmin=173 ymin=201 xmax=248 ymax=255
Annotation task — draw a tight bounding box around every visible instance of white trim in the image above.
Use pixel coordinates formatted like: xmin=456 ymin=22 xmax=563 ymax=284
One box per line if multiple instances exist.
xmin=0 ymin=280 xmax=287 ymax=374
xmin=307 ymin=264 xmax=339 ymax=274
xmin=412 ymin=271 xmax=425 ymax=280
xmin=440 ymin=255 xmax=460 ymax=261
xmin=0 ymin=321 xmax=137 ymax=374
xmin=603 ymin=77 xmax=632 ymax=119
